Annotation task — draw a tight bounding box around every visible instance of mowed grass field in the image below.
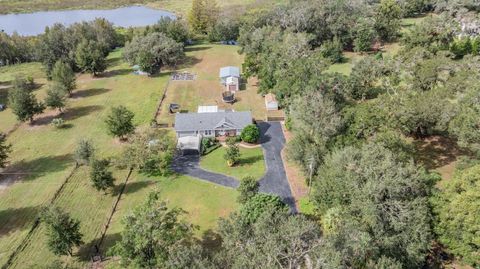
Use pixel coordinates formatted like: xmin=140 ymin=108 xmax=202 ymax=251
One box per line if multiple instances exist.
xmin=0 ymin=47 xmax=239 ymax=267
xmin=200 ymin=147 xmax=266 ymax=180
xmin=157 ymin=44 xmax=270 ymax=125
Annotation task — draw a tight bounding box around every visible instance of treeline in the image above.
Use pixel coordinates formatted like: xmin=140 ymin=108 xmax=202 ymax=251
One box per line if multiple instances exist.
xmin=230 ymin=0 xmax=480 ymax=268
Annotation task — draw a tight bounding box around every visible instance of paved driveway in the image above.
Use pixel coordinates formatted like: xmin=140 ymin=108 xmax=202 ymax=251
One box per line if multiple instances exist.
xmin=257 ymin=122 xmax=295 ymax=210
xmin=171 ymin=154 xmax=239 ymax=188
xmin=171 ymin=122 xmax=295 ymax=211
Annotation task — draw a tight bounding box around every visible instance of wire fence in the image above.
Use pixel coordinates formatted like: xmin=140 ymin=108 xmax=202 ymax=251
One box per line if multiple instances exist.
xmin=1 ymin=164 xmax=79 ymax=269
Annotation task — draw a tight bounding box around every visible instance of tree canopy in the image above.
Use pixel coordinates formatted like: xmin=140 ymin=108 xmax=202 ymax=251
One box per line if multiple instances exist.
xmin=105 ymin=105 xmax=135 ymax=140
xmin=111 ymin=191 xmax=194 ymax=268
xmin=40 ymin=207 xmax=83 ymax=256
xmin=311 ymin=143 xmax=437 ymax=267
xmin=432 ymin=164 xmax=480 ymax=267
xmin=123 ymin=32 xmax=184 ymax=74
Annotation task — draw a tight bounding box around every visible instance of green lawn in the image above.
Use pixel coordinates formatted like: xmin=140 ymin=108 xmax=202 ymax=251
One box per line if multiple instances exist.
xmin=0 ymin=46 xmax=242 ymax=267
xmin=0 ymin=49 xmax=168 ymax=266
xmin=200 ymin=146 xmax=266 ymax=180
xmin=8 ymin=167 xmax=129 ymax=268
xmin=0 ymin=62 xmax=47 ymax=133
xmin=157 ymin=44 xmax=269 ymax=125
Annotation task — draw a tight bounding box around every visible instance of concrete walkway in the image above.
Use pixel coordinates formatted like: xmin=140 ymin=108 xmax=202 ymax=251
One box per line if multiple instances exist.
xmin=171 ymin=122 xmax=296 ymax=211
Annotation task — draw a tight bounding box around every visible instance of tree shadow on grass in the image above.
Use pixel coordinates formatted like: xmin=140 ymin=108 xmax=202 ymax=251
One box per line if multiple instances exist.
xmin=413 ymin=136 xmax=470 ymax=170
xmin=77 ymin=232 xmax=122 ymax=261
xmin=200 ymin=229 xmax=223 ymax=254
xmin=100 ymin=69 xmax=132 ymax=78
xmin=71 ymin=88 xmax=110 ymax=99
xmin=1 ymin=153 xmax=74 ymax=182
xmin=112 ymin=180 xmax=153 ymax=196
xmin=32 ymin=105 xmax=103 ymax=126
xmin=175 ymin=56 xmax=202 ymax=69
xmin=0 ymin=206 xmax=40 ymax=237
xmin=238 ymin=155 xmax=263 ymax=166
xmin=0 ymin=85 xmax=10 ymax=104
xmin=184 ymin=46 xmax=212 ymax=53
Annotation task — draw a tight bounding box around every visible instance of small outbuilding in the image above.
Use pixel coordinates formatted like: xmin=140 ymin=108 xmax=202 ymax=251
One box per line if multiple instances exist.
xmin=219 ymin=66 xmax=240 ymax=84
xmin=225 ymin=76 xmax=239 ymax=92
xmin=265 ymin=93 xmax=279 ymax=111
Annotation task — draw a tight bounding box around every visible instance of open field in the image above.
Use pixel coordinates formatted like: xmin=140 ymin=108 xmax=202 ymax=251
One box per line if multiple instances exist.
xmin=0 ymin=0 xmax=285 ymax=15
xmin=0 ymin=46 xmax=241 ymax=267
xmin=0 ymin=48 xmax=168 ymax=266
xmin=157 ymin=44 xmax=272 ymax=125
xmin=8 ymin=167 xmax=129 ymax=268
xmin=200 ymin=146 xmax=266 ymax=180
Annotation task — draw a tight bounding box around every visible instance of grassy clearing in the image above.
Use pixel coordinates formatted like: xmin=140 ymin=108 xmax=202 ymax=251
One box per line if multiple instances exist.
xmin=102 ymin=173 xmax=239 ymax=268
xmin=157 ymin=44 xmax=271 ymax=125
xmin=103 ymin=173 xmax=238 ymax=246
xmin=0 ymin=62 xmax=47 ymax=133
xmin=8 ymin=167 xmax=129 ymax=268
xmin=0 ymin=49 xmax=168 ymax=266
xmin=0 ymin=45 xmax=242 ymax=267
xmin=200 ymin=146 xmax=265 ymax=180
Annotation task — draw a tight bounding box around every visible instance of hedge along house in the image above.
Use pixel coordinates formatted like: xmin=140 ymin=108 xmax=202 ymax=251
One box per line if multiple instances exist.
xmin=219 ymin=66 xmax=240 ymax=91
xmin=174 ymin=111 xmax=252 ymax=138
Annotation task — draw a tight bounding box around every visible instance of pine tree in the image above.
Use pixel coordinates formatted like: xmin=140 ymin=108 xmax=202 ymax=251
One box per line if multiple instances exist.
xmin=51 ymin=60 xmax=76 ymax=96
xmin=90 ymin=159 xmax=115 ymax=192
xmin=105 ymin=105 xmax=135 ymax=140
xmin=75 ymin=39 xmax=107 ymax=76
xmin=45 ymin=83 xmax=67 ymax=112
xmin=40 ymin=207 xmax=83 ymax=256
xmin=8 ymin=82 xmax=45 ymax=123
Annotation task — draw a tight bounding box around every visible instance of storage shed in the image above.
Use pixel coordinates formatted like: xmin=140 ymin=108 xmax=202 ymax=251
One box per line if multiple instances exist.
xmin=226 ymin=76 xmax=239 ymax=91
xmin=265 ymin=93 xmax=279 ymax=111
xmin=219 ymin=66 xmax=240 ymax=84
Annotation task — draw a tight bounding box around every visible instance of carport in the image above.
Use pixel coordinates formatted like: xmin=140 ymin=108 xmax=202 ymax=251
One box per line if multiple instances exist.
xmin=177 ymin=135 xmax=201 ymax=155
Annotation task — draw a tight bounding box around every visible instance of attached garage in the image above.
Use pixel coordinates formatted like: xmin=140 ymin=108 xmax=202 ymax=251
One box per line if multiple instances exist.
xmin=177 ymin=135 xmax=202 ymax=155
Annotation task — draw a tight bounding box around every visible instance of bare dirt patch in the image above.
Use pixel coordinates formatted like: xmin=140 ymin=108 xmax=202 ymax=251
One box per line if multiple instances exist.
xmin=280 ymin=123 xmax=308 ymax=208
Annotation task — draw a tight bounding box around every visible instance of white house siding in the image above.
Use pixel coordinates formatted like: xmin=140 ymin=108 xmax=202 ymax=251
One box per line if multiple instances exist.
xmin=266 ymin=101 xmax=278 ymax=111
xmin=177 ymin=131 xmax=197 ymax=138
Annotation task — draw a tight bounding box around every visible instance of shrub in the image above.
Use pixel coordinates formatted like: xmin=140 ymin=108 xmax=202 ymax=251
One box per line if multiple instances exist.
xmin=237 ymin=176 xmax=259 ymax=204
xmin=201 ymin=137 xmax=220 ymax=155
xmin=74 ymin=139 xmax=95 ymax=165
xmin=51 ymin=118 xmax=65 ymax=128
xmin=319 ymin=38 xmax=343 ymax=63
xmin=224 ymin=138 xmax=240 ymax=166
xmin=239 ymin=193 xmax=288 ymax=224
xmin=240 ymin=124 xmax=260 ymax=143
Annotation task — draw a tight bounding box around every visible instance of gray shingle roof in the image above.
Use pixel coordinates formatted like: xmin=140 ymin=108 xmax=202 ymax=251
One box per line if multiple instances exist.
xmin=174 ymin=111 xmax=252 ymax=132
xmin=219 ymin=66 xmax=240 ymax=78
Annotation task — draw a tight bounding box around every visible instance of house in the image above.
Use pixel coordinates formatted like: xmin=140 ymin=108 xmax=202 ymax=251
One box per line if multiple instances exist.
xmin=219 ymin=66 xmax=240 ymax=85
xmin=265 ymin=93 xmax=279 ymax=111
xmin=174 ymin=111 xmax=252 ymax=138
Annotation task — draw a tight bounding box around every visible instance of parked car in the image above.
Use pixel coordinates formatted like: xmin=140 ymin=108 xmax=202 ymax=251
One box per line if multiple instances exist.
xmin=0 ymin=104 xmax=6 ymax=111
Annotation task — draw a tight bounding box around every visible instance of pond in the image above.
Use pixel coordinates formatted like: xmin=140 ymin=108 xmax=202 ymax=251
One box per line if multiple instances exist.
xmin=0 ymin=6 xmax=175 ymax=36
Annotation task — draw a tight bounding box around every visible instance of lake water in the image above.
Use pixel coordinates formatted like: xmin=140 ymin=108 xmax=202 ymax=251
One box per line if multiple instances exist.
xmin=0 ymin=6 xmax=175 ymax=36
